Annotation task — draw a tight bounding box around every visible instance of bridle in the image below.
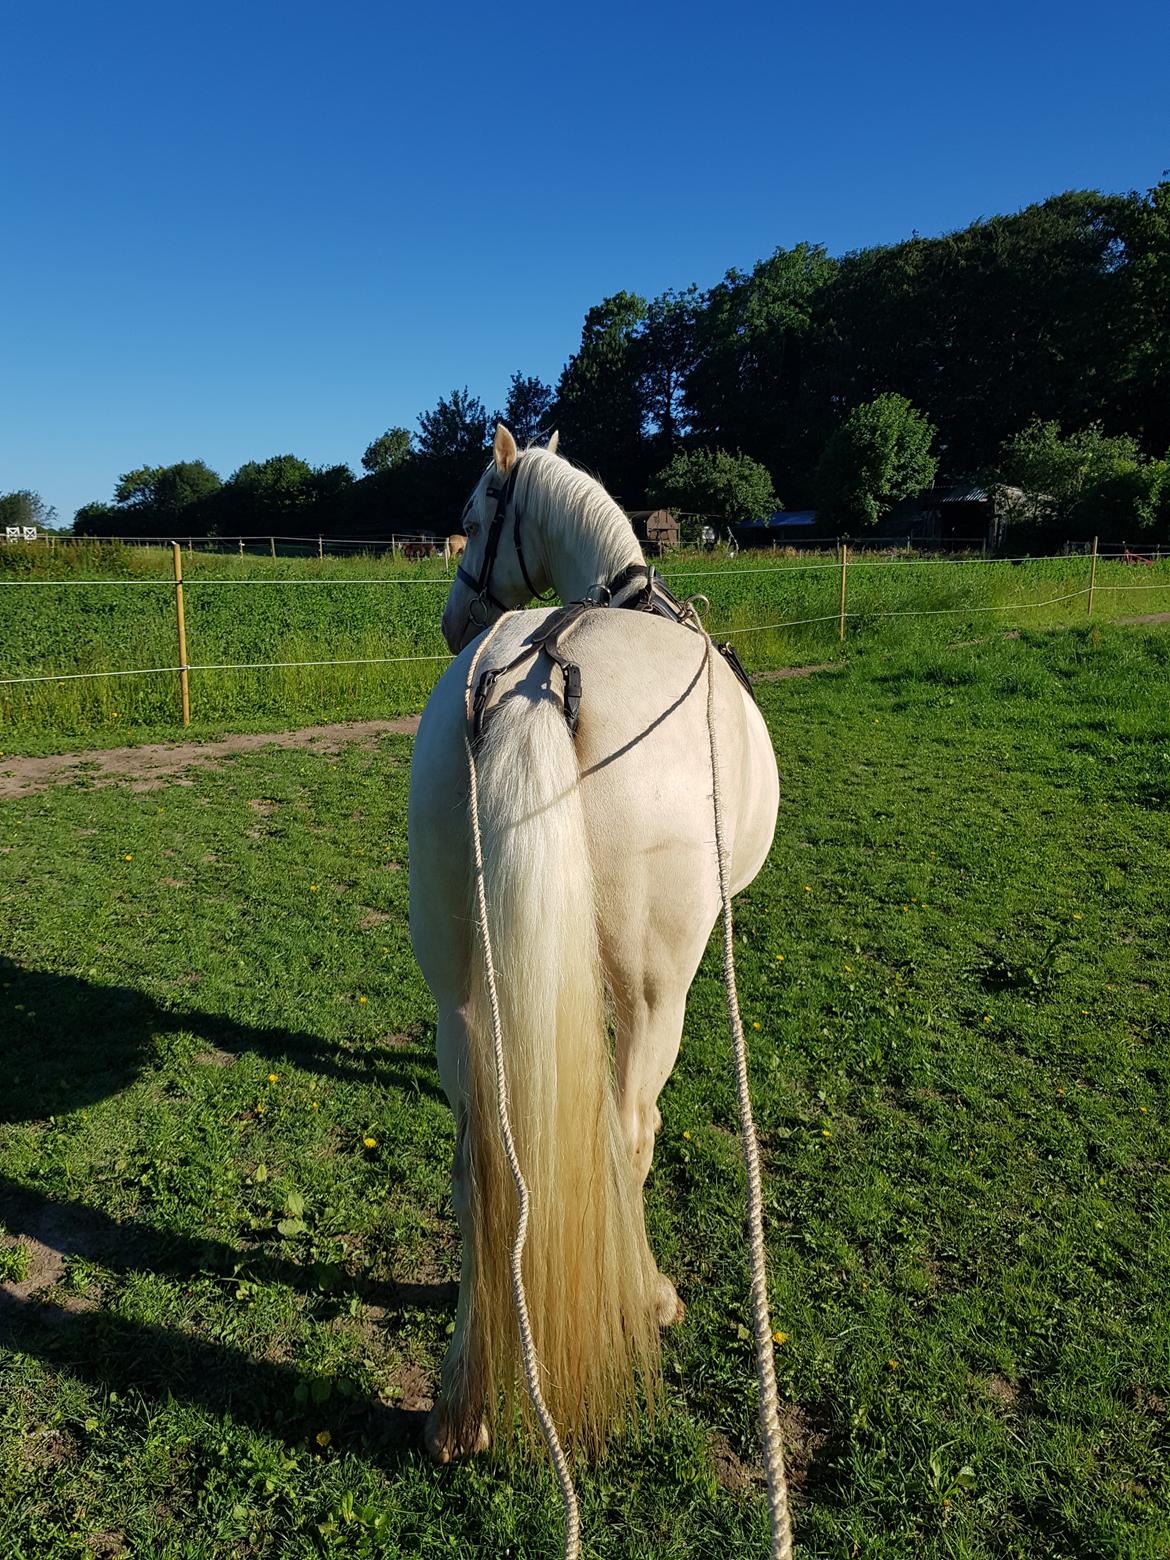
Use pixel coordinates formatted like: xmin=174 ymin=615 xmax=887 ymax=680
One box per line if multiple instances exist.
xmin=456 ymin=457 xmax=556 ymax=622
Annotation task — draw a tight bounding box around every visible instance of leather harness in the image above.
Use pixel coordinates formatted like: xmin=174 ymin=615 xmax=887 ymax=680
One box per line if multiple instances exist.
xmin=461 ymin=457 xmax=755 ymax=742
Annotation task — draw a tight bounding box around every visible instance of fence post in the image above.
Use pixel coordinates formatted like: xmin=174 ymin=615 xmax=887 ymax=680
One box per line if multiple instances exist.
xmin=172 ymin=541 xmax=191 ymax=728
xmin=270 ymin=536 xmax=276 ymax=559
xmin=1087 ymin=534 xmax=1098 ymax=617
xmin=318 ymin=535 xmax=323 ymax=560
xmin=238 ymin=538 xmax=244 ymax=557
xmin=838 ymin=543 xmax=849 ymax=642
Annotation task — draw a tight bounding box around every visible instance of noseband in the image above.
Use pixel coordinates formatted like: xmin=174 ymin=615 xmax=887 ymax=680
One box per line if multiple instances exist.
xmin=456 ymin=457 xmax=555 ymax=618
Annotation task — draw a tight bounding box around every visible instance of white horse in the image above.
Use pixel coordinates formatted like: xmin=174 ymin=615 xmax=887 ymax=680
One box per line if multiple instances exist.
xmin=408 ymin=426 xmax=779 ymax=1462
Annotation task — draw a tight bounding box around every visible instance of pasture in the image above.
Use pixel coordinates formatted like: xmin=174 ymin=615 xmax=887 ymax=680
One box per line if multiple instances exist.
xmin=2 ymin=620 xmax=1167 ymax=1557
xmin=3 ymin=540 xmax=1170 ymax=753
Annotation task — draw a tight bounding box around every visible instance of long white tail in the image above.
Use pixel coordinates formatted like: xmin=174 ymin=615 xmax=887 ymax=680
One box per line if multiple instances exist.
xmin=460 ymin=692 xmax=661 ymax=1452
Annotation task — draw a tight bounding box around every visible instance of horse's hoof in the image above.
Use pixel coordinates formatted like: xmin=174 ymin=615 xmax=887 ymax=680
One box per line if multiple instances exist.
xmin=424 ymin=1407 xmax=491 ymax=1463
xmin=655 ymin=1274 xmax=685 ymax=1328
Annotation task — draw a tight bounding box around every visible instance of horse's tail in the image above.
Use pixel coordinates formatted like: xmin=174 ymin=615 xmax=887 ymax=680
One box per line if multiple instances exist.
xmin=461 ymin=690 xmax=661 ymax=1453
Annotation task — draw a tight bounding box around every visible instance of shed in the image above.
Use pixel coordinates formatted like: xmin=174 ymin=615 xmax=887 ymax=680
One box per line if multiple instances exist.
xmin=626 ymin=508 xmax=679 ymax=553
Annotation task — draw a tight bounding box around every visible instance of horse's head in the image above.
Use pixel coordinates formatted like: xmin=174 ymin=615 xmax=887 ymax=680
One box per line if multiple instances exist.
xmin=441 ymin=423 xmax=559 ymax=652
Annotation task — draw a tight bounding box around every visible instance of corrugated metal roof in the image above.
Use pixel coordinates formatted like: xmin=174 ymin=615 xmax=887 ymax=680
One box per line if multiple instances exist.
xmin=936 ymin=485 xmax=989 ymax=503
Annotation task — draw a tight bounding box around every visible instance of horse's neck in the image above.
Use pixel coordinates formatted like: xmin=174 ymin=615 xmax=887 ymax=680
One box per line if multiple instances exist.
xmin=531 ymin=472 xmax=645 ymax=602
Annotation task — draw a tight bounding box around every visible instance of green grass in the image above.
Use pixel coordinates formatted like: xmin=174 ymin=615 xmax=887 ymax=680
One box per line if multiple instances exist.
xmin=3 ymin=539 xmax=1169 ymax=753
xmin=2 ymin=623 xmax=1169 ymax=1556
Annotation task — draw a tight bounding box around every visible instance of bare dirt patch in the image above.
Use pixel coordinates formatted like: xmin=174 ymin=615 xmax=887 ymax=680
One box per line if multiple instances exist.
xmin=386 ymin=1361 xmax=435 ymax=1415
xmin=710 ymin=1401 xmax=830 ymax=1497
xmin=751 ymin=663 xmax=834 ymax=684
xmin=710 ymin=1430 xmax=763 ymax=1493
xmin=0 ymin=717 xmax=420 ymax=800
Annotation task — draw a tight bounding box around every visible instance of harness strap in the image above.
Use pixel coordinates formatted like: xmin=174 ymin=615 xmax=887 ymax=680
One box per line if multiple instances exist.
xmin=472 ymin=600 xmax=592 ymax=744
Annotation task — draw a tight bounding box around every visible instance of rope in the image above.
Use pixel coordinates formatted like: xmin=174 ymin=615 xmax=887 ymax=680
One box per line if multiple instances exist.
xmin=461 ymin=619 xmax=582 ymax=1560
xmin=696 ymin=613 xmax=794 ymax=1560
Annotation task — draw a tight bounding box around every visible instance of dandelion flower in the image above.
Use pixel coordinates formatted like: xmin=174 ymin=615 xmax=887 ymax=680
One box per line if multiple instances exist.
xmin=772 ymin=1330 xmax=789 ymax=1345
xmin=821 ymin=1129 xmax=832 ymax=1138
xmin=310 ymin=884 xmax=318 ymax=892
xmin=775 ymin=954 xmax=785 ymax=962
xmin=887 ymin=1359 xmax=899 ymax=1370
xmin=682 ymin=1130 xmax=691 ymax=1141
xmin=268 ymin=1073 xmax=279 ymax=1083
xmin=358 ymin=995 xmax=368 ymax=1004
xmin=315 ymin=1430 xmax=331 ymax=1447
xmin=752 ymin=1021 xmax=761 ymax=1030
xmin=123 ymin=854 xmax=133 ymax=861
xmin=363 ymin=1135 xmax=377 ymax=1149
xmin=311 ymin=1101 xmax=319 ymax=1111
xmin=255 ymin=1103 xmax=266 ymax=1115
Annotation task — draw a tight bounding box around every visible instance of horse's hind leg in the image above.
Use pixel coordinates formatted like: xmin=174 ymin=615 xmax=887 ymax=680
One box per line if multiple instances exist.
xmin=611 ymin=986 xmax=689 ymax=1328
xmin=425 ymin=1007 xmax=490 ymax=1463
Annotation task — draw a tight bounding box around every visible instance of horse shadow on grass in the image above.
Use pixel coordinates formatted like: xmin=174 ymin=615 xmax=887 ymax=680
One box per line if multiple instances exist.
xmin=0 ymin=1279 xmax=439 ymax=1461
xmin=0 ymin=953 xmax=457 ymax=1458
xmin=0 ymin=955 xmax=446 ymax=1123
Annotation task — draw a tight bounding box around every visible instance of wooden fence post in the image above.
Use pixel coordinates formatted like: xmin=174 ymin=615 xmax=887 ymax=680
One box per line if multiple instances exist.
xmin=838 ymin=543 xmax=849 ymax=642
xmin=318 ymin=535 xmax=323 ymax=560
xmin=270 ymin=536 xmax=276 ymax=559
xmin=172 ymin=541 xmax=191 ymax=727
xmin=1087 ymin=534 xmax=1099 ymax=617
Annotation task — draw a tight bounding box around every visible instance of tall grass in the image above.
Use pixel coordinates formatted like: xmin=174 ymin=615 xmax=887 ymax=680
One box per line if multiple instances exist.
xmin=2 ymin=541 xmax=1168 ymax=751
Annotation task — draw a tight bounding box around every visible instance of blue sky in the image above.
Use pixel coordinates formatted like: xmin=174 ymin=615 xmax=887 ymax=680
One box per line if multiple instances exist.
xmin=3 ymin=0 xmax=1168 ymax=526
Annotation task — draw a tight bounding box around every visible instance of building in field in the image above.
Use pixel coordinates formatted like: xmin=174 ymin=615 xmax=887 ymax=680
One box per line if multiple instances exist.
xmin=626 ymin=508 xmax=679 ymax=553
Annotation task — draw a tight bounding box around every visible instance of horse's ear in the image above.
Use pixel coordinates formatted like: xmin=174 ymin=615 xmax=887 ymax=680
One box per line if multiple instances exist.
xmin=493 ymin=423 xmax=519 ymax=474
xmin=547 ymin=430 xmax=559 ymax=454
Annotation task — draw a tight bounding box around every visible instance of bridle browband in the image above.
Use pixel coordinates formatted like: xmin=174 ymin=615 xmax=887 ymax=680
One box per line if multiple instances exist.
xmin=456 ymin=456 xmax=556 ymax=619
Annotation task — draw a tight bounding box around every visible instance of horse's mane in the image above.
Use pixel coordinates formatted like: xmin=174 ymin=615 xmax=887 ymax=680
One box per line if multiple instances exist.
xmin=511 ymin=447 xmax=644 ymax=578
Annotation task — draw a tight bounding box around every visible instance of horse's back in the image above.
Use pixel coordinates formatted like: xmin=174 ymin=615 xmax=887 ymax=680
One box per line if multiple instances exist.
xmin=416 ymin=606 xmax=778 ymax=918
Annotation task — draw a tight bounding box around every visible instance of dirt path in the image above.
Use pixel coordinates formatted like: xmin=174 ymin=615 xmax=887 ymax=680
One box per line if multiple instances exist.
xmin=0 ymin=718 xmax=421 ymax=800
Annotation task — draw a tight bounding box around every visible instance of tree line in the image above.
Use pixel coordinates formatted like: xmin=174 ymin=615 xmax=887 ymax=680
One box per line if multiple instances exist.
xmin=7 ymin=182 xmax=1166 ymax=547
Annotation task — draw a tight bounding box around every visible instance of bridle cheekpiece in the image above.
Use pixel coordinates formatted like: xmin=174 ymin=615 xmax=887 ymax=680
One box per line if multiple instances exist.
xmin=456 ymin=456 xmax=555 ymax=621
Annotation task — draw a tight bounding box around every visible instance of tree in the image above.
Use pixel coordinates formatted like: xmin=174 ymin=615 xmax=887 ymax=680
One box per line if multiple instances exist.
xmin=72 ymin=501 xmax=120 ymax=536
xmin=114 ymin=461 xmax=221 ymax=519
xmin=228 ymin=455 xmax=316 ymax=509
xmin=554 ymin=292 xmax=648 ymax=497
xmin=636 ymin=288 xmax=701 ymax=458
xmin=816 ymin=394 xmax=938 ymax=529
xmin=648 ymin=447 xmax=777 ymax=532
xmin=688 ymin=244 xmax=837 ymax=489
xmin=996 ymin=419 xmax=1169 ymax=538
xmin=416 ymin=388 xmax=488 ymax=460
xmin=492 ymin=373 xmax=554 ymax=448
xmin=361 ymin=427 xmax=414 ymax=474
xmin=0 ymin=489 xmax=58 ymax=532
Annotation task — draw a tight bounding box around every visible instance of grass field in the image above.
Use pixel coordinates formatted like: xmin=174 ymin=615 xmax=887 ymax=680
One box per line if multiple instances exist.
xmin=2 ymin=621 xmax=1168 ymax=1556
xmin=3 ymin=539 xmax=1169 ymax=753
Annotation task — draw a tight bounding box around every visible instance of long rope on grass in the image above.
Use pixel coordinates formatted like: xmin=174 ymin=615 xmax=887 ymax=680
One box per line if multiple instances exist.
xmin=461 ymin=615 xmax=582 ymax=1560
xmin=692 ymin=608 xmax=794 ymax=1560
